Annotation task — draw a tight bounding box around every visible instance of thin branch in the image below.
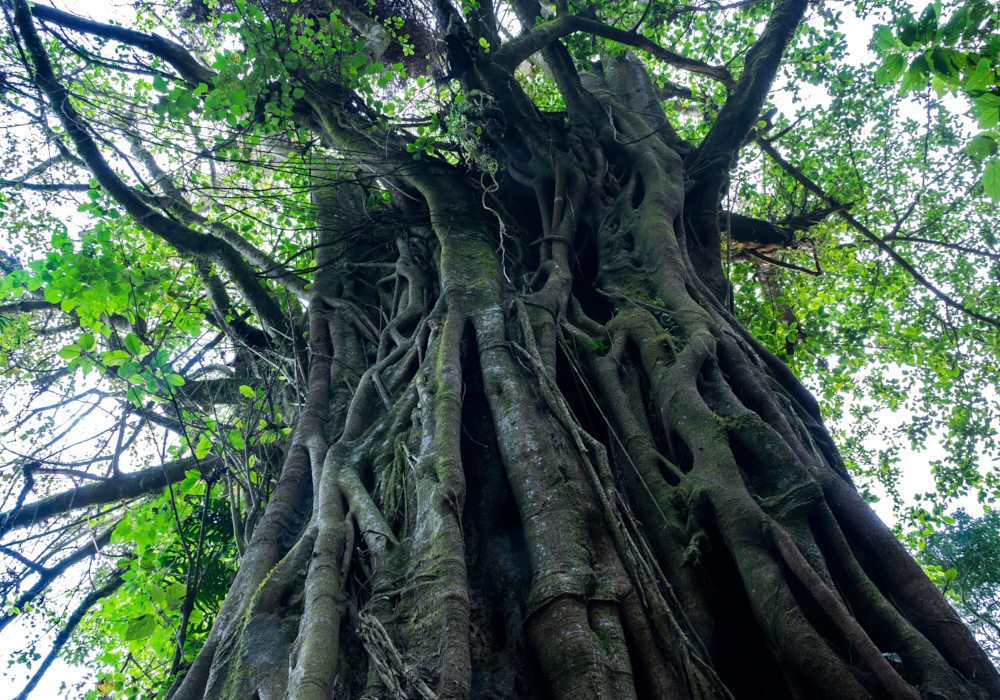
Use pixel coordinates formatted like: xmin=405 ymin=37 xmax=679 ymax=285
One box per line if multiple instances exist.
xmin=887 ymin=236 xmax=1000 ymax=262
xmin=0 ymin=178 xmax=90 ymax=191
xmin=744 ymin=248 xmax=821 ymax=276
xmin=758 ymin=138 xmax=1000 ymax=330
xmin=12 ymin=572 xmax=125 ymax=700
xmin=494 ymin=14 xmax=735 ymax=86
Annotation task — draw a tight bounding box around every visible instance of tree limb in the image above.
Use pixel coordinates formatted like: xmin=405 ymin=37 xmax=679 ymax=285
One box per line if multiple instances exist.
xmin=0 ymin=455 xmax=219 ymax=536
xmin=12 ymin=572 xmax=125 ymax=700
xmin=758 ymin=138 xmax=1000 ymax=329
xmin=494 ymin=14 xmax=735 ymax=87
xmin=689 ymin=0 xmax=808 ymax=183
xmin=22 ymin=2 xmax=214 ymax=87
xmin=11 ymin=0 xmax=288 ymax=338
xmin=0 ymin=300 xmax=66 ymax=314
xmin=0 ymin=525 xmax=115 ymax=634
xmin=128 ymin=139 xmax=310 ymax=302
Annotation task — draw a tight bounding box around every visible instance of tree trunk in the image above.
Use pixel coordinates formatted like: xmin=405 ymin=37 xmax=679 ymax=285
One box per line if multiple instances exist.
xmin=161 ymin=65 xmax=996 ymax=700
xmin=8 ymin=1 xmax=998 ymax=698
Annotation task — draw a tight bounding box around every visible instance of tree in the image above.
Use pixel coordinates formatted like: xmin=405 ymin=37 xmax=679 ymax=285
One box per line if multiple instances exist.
xmin=919 ymin=509 xmax=1000 ymax=665
xmin=0 ymin=0 xmax=998 ymax=698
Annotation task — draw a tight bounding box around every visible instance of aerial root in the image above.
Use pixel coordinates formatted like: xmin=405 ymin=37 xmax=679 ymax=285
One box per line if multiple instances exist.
xmin=767 ymin=521 xmax=920 ymax=700
xmin=358 ymin=609 xmax=438 ymax=700
xmin=510 ymin=298 xmax=734 ymax=699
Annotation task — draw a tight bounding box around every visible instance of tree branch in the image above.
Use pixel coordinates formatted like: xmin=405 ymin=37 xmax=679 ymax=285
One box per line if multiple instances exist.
xmin=887 ymin=235 xmax=1000 ymax=262
xmin=725 ymin=211 xmax=794 ymax=247
xmin=11 ymin=0 xmax=287 ymax=338
xmin=0 ymin=455 xmax=218 ymax=536
xmin=690 ymin=0 xmax=808 ymax=183
xmin=128 ymin=140 xmax=310 ymax=302
xmin=0 ymin=178 xmax=90 ymax=191
xmin=744 ymin=248 xmax=821 ymax=276
xmin=0 ymin=526 xmax=115 ymax=634
xmin=495 ymin=14 xmax=734 ymax=87
xmin=22 ymin=2 xmax=214 ymax=87
xmin=758 ymin=138 xmax=1000 ymax=329
xmin=12 ymin=572 xmax=125 ymax=700
xmin=0 ymin=300 xmax=65 ymax=314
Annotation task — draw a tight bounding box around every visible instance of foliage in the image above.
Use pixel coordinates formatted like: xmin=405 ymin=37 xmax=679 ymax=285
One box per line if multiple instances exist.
xmin=872 ymin=0 xmax=1000 ymax=200
xmin=0 ymin=0 xmax=997 ymax=697
xmin=919 ymin=508 xmax=1000 ymax=663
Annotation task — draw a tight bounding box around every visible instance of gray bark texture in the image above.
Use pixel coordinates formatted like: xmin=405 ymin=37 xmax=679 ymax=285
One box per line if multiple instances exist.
xmin=7 ymin=0 xmax=1000 ymax=698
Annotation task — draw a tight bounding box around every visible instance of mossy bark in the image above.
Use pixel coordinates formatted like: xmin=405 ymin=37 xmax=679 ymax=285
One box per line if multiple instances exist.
xmin=167 ymin=101 xmax=998 ymax=699
xmin=19 ymin=0 xmax=993 ymax=695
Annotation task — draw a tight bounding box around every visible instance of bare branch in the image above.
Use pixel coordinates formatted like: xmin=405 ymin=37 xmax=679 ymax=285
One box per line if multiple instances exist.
xmin=12 ymin=572 xmax=125 ymax=700
xmin=0 ymin=455 xmax=219 ymax=536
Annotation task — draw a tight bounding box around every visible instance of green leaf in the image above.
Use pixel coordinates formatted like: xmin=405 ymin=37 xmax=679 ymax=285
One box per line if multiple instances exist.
xmin=916 ymin=3 xmax=938 ymax=42
xmin=227 ymin=430 xmax=245 ymax=450
xmin=123 ymin=332 xmax=142 ymax=356
xmin=899 ymin=22 xmax=917 ymax=47
xmin=873 ymin=26 xmax=896 ymax=51
xmin=78 ymin=333 xmax=96 ymax=352
xmin=930 ymin=49 xmax=957 ymax=78
xmin=876 ymin=54 xmax=907 ymax=84
xmin=101 ymin=350 xmax=130 ymax=366
xmin=944 ymin=567 xmax=958 ymax=581
xmin=43 ymin=286 xmax=62 ymax=304
xmin=166 ymin=584 xmax=186 ymax=610
xmin=900 ymin=54 xmax=930 ymax=93
xmin=292 ymin=87 xmax=305 ymax=99
xmin=941 ymin=7 xmax=968 ymax=44
xmin=58 ymin=344 xmax=80 ymax=360
xmin=965 ymin=69 xmax=993 ymax=91
xmin=195 ymin=434 xmax=213 ymax=459
xmin=150 ymin=585 xmax=166 ymax=607
xmin=239 ymin=384 xmax=255 ymax=398
xmin=124 ymin=614 xmax=157 ymax=641
xmin=165 ymin=374 xmax=186 ymax=386
xmin=117 ymin=361 xmax=141 ymax=379
xmin=153 ymin=74 xmax=169 ymax=93
xmin=982 ymin=159 xmax=1000 ymax=201
xmin=966 ymin=133 xmax=998 ymax=160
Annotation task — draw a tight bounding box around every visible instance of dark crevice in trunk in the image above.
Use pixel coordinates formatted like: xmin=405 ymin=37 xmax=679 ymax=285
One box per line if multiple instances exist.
xmin=460 ymin=335 xmax=543 ymax=700
xmin=697 ymin=518 xmax=803 ymax=700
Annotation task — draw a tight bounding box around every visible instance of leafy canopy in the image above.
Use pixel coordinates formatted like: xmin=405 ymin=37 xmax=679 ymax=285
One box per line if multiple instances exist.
xmin=1 ymin=0 xmax=1000 ymax=695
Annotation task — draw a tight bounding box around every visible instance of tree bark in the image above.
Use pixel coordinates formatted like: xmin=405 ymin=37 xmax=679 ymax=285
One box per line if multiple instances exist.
xmin=8 ymin=0 xmax=999 ymax=698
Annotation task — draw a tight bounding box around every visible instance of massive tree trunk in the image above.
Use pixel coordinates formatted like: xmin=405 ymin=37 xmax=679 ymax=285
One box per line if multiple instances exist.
xmin=6 ymin=0 xmax=999 ymax=698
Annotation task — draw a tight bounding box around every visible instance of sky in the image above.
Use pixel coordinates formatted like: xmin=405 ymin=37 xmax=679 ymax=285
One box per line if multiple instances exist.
xmin=0 ymin=0 xmax=990 ymax=698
